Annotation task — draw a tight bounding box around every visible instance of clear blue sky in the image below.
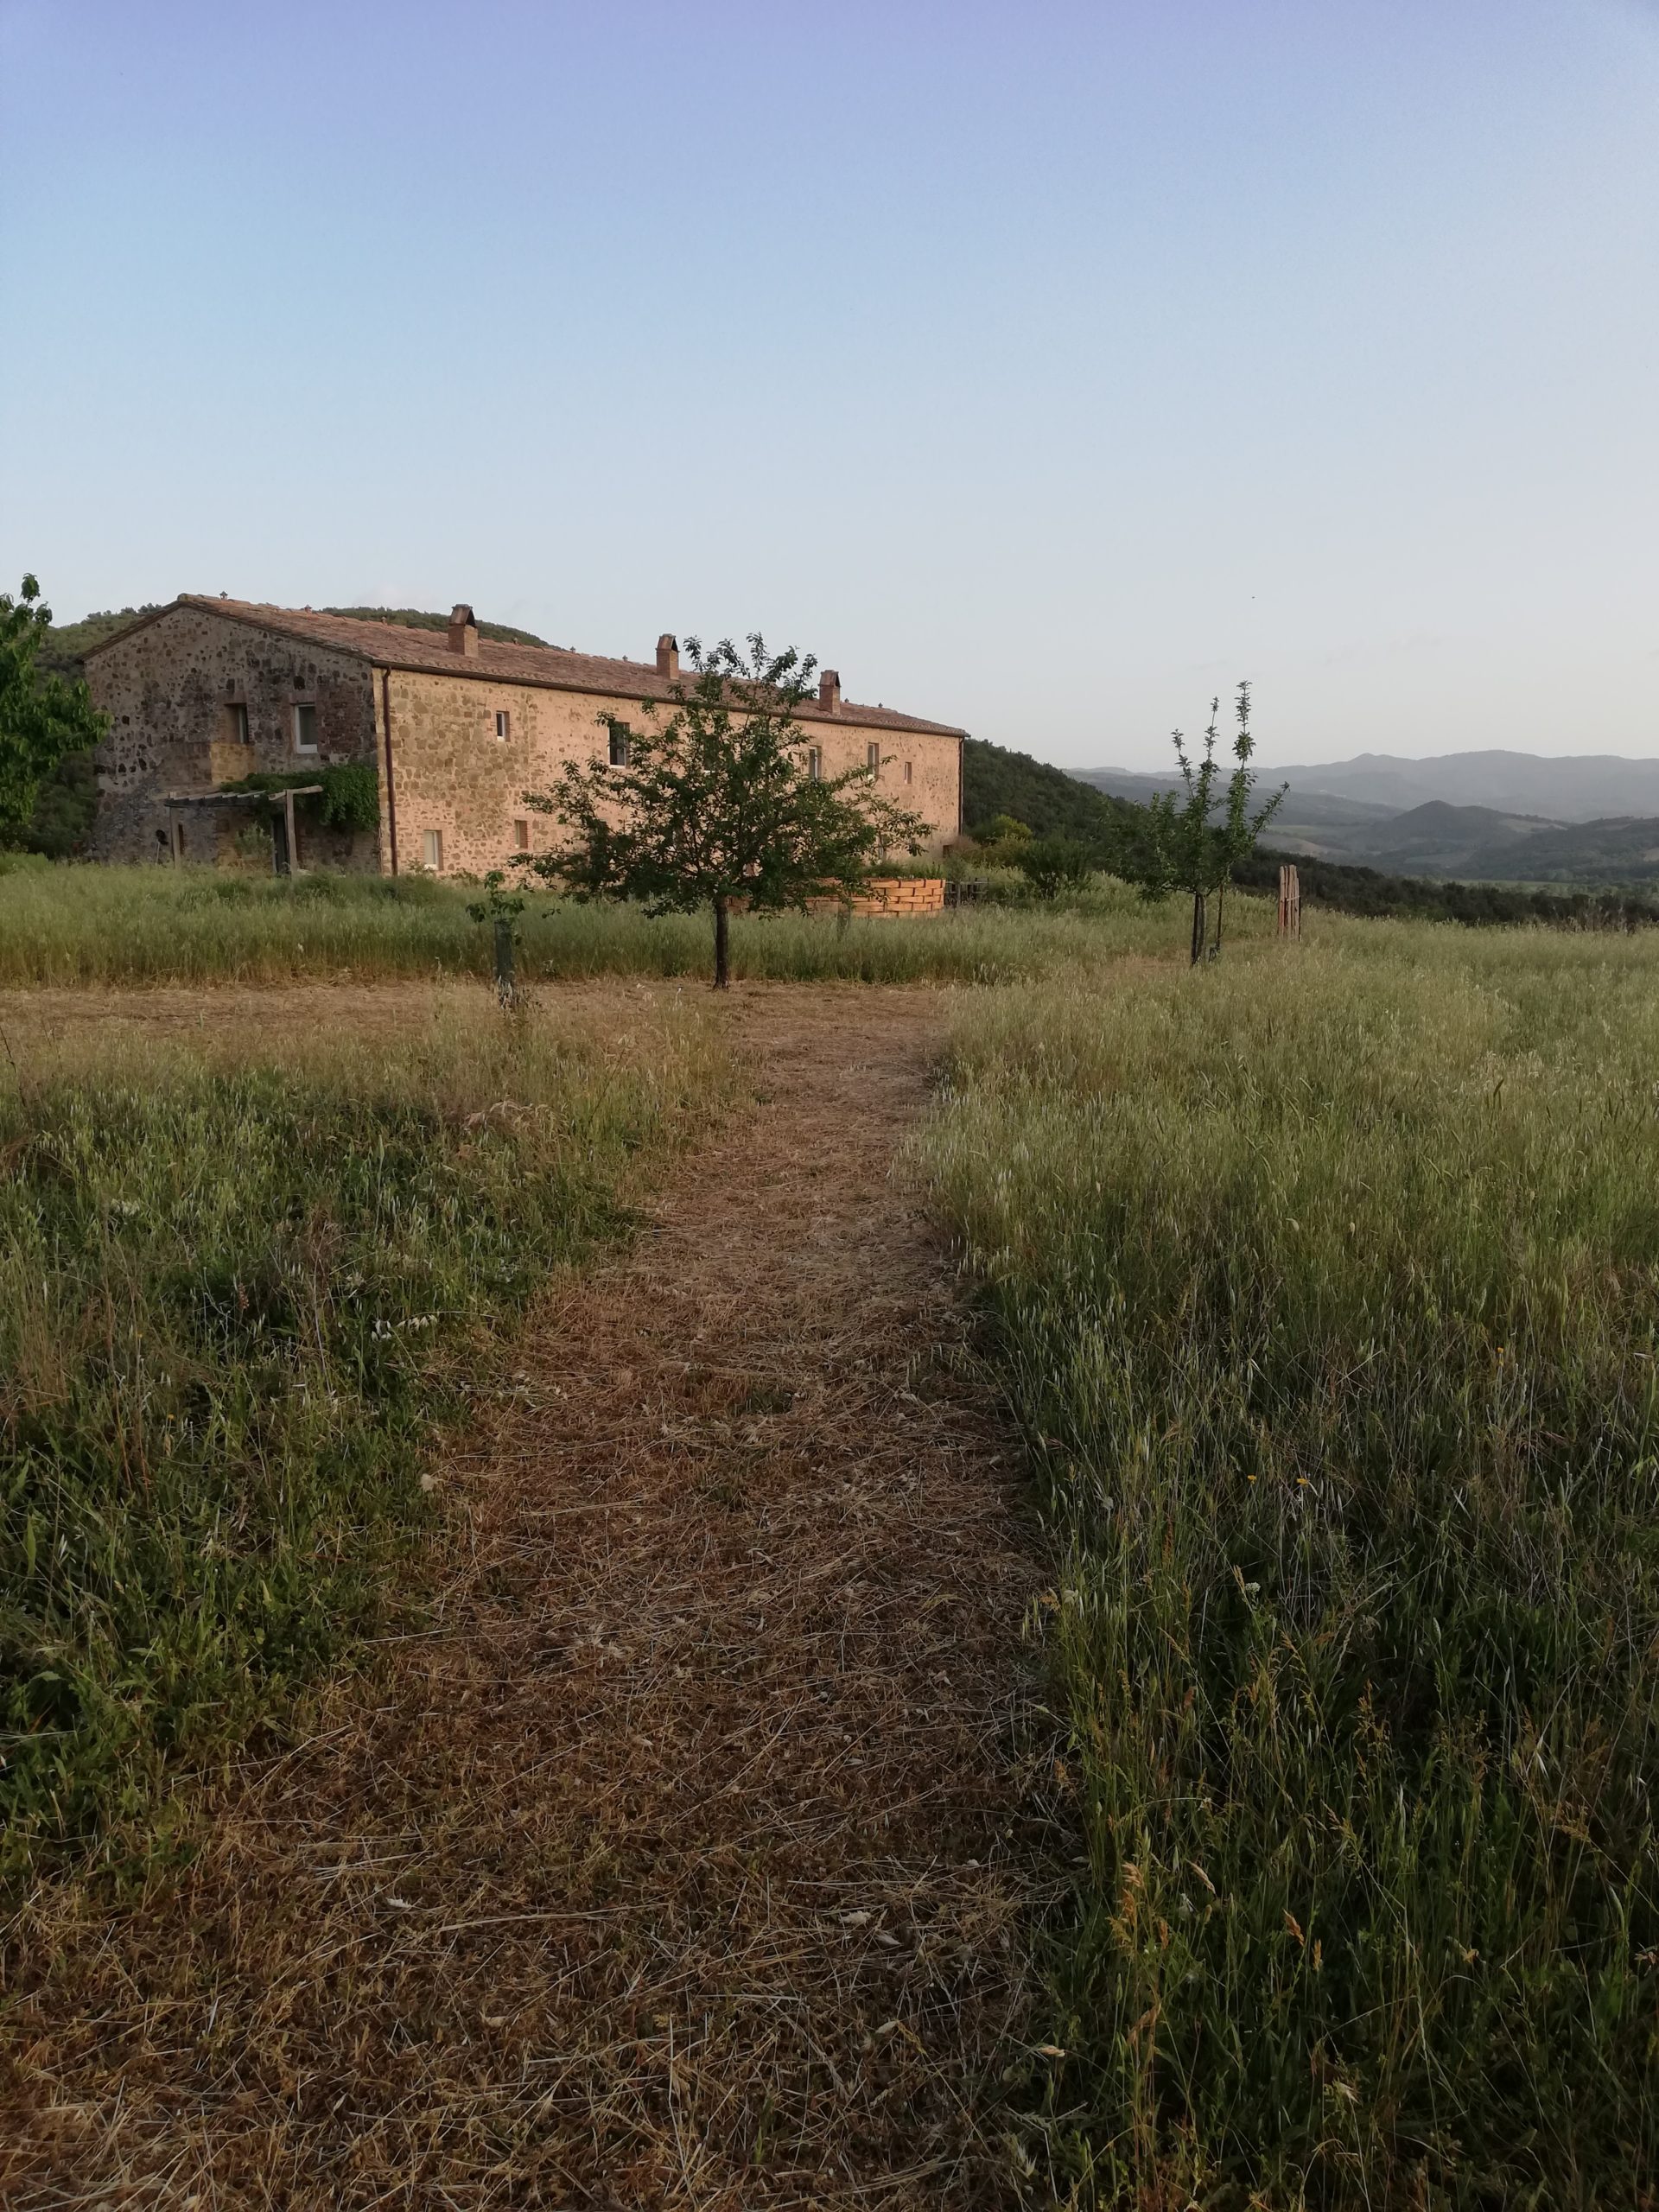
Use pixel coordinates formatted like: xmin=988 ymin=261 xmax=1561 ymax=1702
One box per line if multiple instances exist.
xmin=3 ymin=0 xmax=1656 ymax=768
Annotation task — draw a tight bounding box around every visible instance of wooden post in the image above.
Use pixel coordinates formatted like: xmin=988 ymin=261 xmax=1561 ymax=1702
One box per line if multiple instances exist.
xmin=283 ymin=788 xmax=299 ymax=878
xmin=1278 ymin=863 xmax=1300 ymax=939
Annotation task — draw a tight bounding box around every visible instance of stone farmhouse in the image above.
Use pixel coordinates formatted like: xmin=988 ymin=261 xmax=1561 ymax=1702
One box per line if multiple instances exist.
xmin=83 ymin=598 xmax=966 ymax=875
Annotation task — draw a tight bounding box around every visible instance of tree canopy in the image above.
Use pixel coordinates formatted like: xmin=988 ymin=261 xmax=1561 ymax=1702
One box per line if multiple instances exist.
xmin=518 ymin=634 xmax=930 ymax=986
xmin=0 ymin=578 xmax=105 ymax=839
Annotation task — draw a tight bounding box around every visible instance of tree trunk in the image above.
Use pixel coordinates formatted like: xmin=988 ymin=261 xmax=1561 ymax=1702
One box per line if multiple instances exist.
xmin=1213 ymin=880 xmax=1225 ymax=957
xmin=493 ymin=917 xmax=516 ymax=1007
xmin=1190 ymin=887 xmax=1207 ymax=966
xmin=712 ymin=896 xmax=730 ymax=990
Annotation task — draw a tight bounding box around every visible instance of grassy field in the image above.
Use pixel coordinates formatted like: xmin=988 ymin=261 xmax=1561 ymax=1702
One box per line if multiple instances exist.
xmin=0 ymin=856 xmax=1245 ymax=986
xmin=0 ymin=990 xmax=728 ymax=1886
xmin=924 ymin=921 xmax=1659 ymax=2207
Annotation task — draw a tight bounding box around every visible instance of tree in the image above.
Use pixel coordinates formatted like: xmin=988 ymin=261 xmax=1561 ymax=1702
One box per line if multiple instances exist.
xmin=1129 ymin=682 xmax=1284 ymax=963
xmin=518 ymin=633 xmax=930 ymax=988
xmin=1011 ymin=835 xmax=1094 ymax=899
xmin=0 ymin=578 xmax=105 ymax=842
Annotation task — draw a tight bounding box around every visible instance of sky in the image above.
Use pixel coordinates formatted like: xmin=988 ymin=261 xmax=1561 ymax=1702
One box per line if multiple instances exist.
xmin=3 ymin=0 xmax=1656 ymax=771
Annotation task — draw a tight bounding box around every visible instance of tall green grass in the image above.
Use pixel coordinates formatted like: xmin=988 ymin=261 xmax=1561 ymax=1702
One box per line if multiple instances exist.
xmin=0 ymin=859 xmax=1233 ymax=986
xmin=924 ymin=923 xmax=1659 ymax=2206
xmin=0 ymin=999 xmax=726 ymax=1884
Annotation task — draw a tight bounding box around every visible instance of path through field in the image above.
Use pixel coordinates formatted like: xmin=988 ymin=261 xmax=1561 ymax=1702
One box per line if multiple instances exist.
xmin=4 ymin=985 xmax=1048 ymax=2209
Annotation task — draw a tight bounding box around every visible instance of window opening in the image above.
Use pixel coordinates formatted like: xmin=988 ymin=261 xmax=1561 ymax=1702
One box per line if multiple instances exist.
xmin=423 ymin=827 xmax=443 ymax=871
xmin=293 ymin=703 xmax=318 ymax=753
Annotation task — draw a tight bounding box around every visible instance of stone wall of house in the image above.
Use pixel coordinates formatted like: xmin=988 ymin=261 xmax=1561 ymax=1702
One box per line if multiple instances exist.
xmin=85 ymin=605 xmax=381 ymax=869
xmin=375 ymin=670 xmax=962 ymax=880
xmin=84 ymin=603 xmax=962 ymax=880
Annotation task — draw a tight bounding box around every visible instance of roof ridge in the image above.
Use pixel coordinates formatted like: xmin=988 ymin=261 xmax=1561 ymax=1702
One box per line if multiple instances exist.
xmin=86 ymin=595 xmax=968 ymax=738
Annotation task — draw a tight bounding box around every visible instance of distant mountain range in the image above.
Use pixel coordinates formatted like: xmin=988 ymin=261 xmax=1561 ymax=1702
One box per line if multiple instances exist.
xmin=1078 ymin=751 xmax=1659 ymax=887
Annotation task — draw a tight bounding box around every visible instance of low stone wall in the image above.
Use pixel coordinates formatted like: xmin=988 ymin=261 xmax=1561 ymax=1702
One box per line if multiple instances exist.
xmin=802 ymin=878 xmax=946 ymax=918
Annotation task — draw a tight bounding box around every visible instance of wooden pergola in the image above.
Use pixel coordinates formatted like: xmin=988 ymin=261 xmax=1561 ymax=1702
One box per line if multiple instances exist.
xmin=163 ymin=785 xmax=322 ymax=874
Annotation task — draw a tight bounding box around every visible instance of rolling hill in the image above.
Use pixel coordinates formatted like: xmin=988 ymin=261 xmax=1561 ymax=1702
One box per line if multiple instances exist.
xmin=1079 ymin=750 xmax=1659 ymax=887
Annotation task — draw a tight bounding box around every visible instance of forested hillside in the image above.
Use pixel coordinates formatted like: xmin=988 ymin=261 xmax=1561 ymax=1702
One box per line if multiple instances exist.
xmin=961 ymin=735 xmax=1139 ymax=849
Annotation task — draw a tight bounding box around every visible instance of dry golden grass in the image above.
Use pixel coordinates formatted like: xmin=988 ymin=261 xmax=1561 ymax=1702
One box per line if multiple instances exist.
xmin=2 ymin=984 xmax=1052 ymax=2209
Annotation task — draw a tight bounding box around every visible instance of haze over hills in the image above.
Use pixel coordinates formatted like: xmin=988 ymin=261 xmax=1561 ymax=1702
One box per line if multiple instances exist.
xmin=1082 ymin=751 xmax=1659 ymax=824
xmin=1077 ymin=750 xmax=1659 ymax=887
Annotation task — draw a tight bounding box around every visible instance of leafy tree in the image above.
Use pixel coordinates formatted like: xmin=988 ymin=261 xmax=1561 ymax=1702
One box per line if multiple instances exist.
xmin=518 ymin=633 xmax=930 ymax=988
xmin=0 ymin=578 xmax=105 ymax=840
xmin=1012 ymin=835 xmax=1094 ymax=899
xmin=465 ymin=868 xmax=529 ymax=1006
xmin=1130 ymin=682 xmax=1284 ymax=963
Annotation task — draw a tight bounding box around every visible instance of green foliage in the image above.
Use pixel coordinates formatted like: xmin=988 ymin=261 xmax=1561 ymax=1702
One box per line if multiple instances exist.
xmin=1010 ymin=835 xmax=1094 ymax=899
xmin=219 ymin=763 xmax=380 ymax=835
xmin=463 ymin=868 xmax=528 ymax=927
xmin=2 ymin=748 xmax=99 ymax=859
xmin=1239 ymin=844 xmax=1659 ymax=929
xmin=34 ymin=606 xmax=163 ymax=682
xmin=520 ymin=633 xmax=931 ymax=987
xmin=1127 ymin=682 xmax=1284 ymax=960
xmin=925 ymin=929 xmax=1659 ymax=2204
xmin=322 ymin=606 xmax=551 ymax=647
xmin=963 ymin=735 xmax=1139 ymax=853
xmin=0 ymin=577 xmax=106 ymax=836
xmin=0 ymin=1002 xmax=723 ymax=1881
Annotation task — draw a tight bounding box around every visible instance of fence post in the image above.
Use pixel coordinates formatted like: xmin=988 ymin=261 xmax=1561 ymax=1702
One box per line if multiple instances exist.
xmin=1278 ymin=863 xmax=1300 ymax=939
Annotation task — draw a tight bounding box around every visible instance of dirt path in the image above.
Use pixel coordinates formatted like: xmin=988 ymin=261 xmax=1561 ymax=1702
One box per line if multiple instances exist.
xmin=4 ymin=987 xmax=1047 ymax=2209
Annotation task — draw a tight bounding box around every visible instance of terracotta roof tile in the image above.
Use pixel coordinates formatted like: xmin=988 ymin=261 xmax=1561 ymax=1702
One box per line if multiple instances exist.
xmin=92 ymin=597 xmax=966 ymax=740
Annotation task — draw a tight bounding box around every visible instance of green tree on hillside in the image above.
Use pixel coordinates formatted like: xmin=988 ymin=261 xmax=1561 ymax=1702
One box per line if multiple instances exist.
xmin=1131 ymin=682 xmax=1284 ymax=962
xmin=518 ymin=633 xmax=930 ymax=988
xmin=0 ymin=578 xmax=105 ymax=844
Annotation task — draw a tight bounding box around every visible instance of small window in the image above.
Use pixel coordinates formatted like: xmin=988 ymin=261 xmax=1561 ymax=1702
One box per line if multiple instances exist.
xmin=495 ymin=709 xmax=511 ymax=741
xmin=293 ymin=703 xmax=318 ymax=753
xmin=608 ymin=723 xmax=631 ymax=767
xmin=903 ymin=759 xmax=913 ymax=785
xmin=513 ymin=817 xmax=530 ymax=851
xmin=227 ymin=702 xmax=250 ymax=746
xmin=866 ymin=741 xmax=880 ymax=774
xmin=807 ymin=746 xmax=823 ymax=781
xmin=422 ymin=827 xmax=443 ymax=872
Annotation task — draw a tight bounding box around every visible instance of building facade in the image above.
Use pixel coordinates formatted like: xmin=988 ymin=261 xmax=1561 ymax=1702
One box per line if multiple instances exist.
xmin=84 ymin=598 xmax=966 ymax=874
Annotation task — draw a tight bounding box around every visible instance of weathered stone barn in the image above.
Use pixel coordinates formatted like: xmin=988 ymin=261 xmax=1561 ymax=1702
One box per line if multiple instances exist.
xmin=84 ymin=598 xmax=966 ymax=874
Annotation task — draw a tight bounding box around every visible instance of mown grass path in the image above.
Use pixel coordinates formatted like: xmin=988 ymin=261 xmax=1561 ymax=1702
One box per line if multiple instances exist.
xmin=4 ymin=983 xmax=1046 ymax=2209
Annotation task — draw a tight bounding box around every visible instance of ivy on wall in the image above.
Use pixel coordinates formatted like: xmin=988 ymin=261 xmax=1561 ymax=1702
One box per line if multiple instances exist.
xmin=219 ymin=764 xmax=380 ymax=834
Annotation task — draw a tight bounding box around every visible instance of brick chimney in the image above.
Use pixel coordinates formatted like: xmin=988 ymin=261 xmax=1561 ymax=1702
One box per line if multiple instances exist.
xmin=448 ymin=603 xmax=479 ymax=657
xmin=818 ymin=669 xmax=842 ymax=712
xmin=656 ymin=632 xmax=680 ymax=678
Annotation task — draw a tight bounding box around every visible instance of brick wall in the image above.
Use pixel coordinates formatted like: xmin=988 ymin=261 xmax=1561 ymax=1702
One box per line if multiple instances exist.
xmin=85 ymin=605 xmax=380 ymax=868
xmin=801 ymin=879 xmax=946 ymax=918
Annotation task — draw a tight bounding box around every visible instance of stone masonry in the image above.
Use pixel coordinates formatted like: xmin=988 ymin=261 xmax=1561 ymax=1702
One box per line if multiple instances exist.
xmin=85 ymin=599 xmax=966 ymax=877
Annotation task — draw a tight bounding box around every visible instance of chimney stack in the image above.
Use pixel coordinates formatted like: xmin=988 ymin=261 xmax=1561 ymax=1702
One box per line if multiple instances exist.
xmin=818 ymin=669 xmax=842 ymax=712
xmin=656 ymin=632 xmax=680 ymax=678
xmin=447 ymin=603 xmax=479 ymax=657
